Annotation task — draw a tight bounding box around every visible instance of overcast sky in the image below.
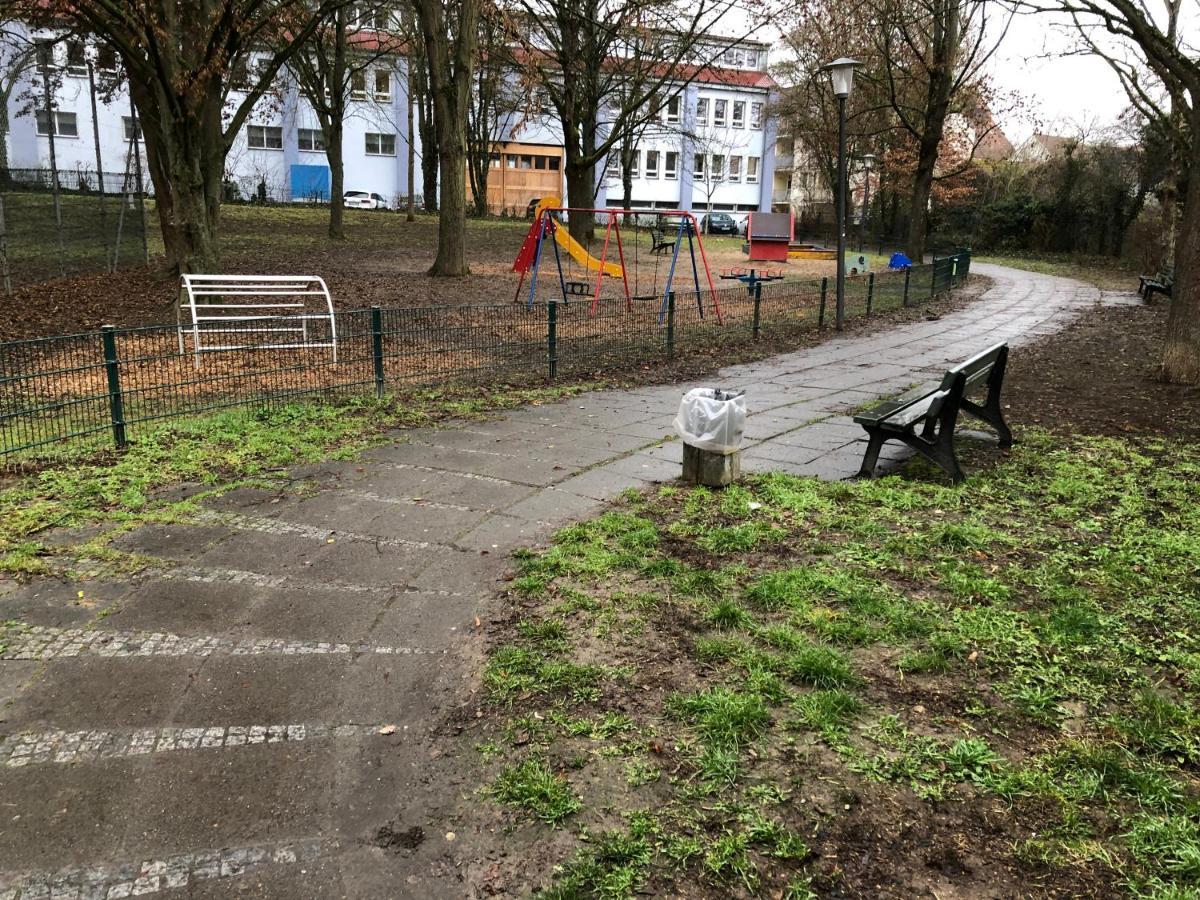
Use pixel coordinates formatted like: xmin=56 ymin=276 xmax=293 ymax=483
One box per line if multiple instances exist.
xmin=984 ymin=10 xmax=1131 ymax=144
xmin=743 ymin=1 xmax=1148 ymax=147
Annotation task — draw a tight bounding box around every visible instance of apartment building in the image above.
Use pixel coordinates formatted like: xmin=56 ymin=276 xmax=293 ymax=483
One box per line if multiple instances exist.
xmin=3 ymin=24 xmax=778 ymax=225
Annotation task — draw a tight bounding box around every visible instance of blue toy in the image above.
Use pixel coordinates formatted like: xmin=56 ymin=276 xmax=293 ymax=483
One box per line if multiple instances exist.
xmin=888 ymin=252 xmax=913 ymax=270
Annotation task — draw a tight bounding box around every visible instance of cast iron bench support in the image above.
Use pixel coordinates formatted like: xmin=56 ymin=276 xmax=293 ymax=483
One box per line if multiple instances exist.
xmin=1138 ymin=270 xmax=1173 ymax=300
xmin=853 ymin=343 xmax=1012 ymax=484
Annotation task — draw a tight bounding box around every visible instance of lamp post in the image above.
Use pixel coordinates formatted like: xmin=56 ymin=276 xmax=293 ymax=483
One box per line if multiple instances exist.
xmin=858 ymin=153 xmax=875 ymax=253
xmin=822 ymin=57 xmax=859 ymax=329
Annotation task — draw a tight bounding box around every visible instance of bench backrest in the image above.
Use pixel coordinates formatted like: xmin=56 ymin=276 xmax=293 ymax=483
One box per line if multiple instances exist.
xmin=177 ymin=274 xmax=338 ymax=365
xmin=929 ymin=343 xmax=1006 ymax=416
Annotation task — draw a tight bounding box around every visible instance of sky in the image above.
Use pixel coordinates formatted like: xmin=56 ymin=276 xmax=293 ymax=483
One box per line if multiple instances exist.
xmin=984 ymin=10 xmax=1131 ymax=144
xmin=738 ymin=0 xmax=1145 ymax=147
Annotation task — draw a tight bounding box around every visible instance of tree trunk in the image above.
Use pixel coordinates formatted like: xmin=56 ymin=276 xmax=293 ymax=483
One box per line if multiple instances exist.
xmin=418 ymin=90 xmax=438 ymax=213
xmin=1161 ymin=127 xmax=1200 ymax=383
xmin=327 ymin=118 xmax=345 ymax=240
xmin=412 ymin=0 xmax=479 ymax=277
xmin=564 ymin=159 xmax=595 ymax=243
xmin=407 ymin=60 xmax=416 ymax=223
xmin=135 ymin=81 xmax=224 ymax=274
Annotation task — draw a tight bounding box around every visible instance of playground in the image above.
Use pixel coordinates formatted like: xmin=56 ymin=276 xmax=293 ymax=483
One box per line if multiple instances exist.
xmin=0 ymin=204 xmax=869 ymax=342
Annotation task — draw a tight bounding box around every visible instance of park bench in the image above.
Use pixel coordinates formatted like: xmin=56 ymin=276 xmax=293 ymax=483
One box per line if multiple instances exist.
xmin=176 ymin=274 xmax=338 ymax=368
xmin=853 ymin=343 xmax=1012 ymax=484
xmin=649 ymin=226 xmax=676 ymax=255
xmin=1137 ymin=269 xmax=1173 ymax=301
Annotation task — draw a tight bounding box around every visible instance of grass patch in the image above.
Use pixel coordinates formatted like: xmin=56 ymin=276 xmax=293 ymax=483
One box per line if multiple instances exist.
xmin=478 ymin=431 xmax=1200 ymax=896
xmin=491 ymin=758 xmax=582 ymax=825
xmin=0 ymin=382 xmax=598 ymax=579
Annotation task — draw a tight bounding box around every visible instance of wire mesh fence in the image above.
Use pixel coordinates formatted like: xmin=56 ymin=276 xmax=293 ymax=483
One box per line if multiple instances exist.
xmin=0 ymin=252 xmax=970 ymax=464
xmin=0 ymin=166 xmax=149 ymax=292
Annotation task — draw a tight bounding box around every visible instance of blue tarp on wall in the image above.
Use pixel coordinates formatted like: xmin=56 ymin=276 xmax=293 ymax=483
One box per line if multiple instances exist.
xmin=290 ymin=164 xmax=330 ymax=201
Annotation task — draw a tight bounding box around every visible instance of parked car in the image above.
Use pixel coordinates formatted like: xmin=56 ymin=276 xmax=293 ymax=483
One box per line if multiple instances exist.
xmin=343 ymin=190 xmax=389 ymax=210
xmin=700 ymin=212 xmax=739 ymax=236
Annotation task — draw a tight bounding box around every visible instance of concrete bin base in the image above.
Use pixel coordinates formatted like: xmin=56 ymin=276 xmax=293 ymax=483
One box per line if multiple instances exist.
xmin=682 ymin=443 xmax=741 ymax=487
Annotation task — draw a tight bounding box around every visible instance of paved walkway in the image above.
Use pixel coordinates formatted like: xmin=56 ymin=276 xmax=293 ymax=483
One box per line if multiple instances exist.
xmin=0 ymin=265 xmax=1103 ymax=898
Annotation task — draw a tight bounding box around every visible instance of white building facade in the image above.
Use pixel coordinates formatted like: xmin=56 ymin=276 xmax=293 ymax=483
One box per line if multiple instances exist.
xmin=3 ymin=26 xmax=779 ymax=224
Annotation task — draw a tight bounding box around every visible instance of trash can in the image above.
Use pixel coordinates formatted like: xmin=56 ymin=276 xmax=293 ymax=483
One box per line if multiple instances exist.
xmin=674 ymin=388 xmax=747 ymax=487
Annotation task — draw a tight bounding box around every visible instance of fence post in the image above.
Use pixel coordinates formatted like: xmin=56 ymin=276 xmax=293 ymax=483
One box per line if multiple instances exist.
xmin=371 ymin=305 xmax=385 ymax=398
xmin=818 ymin=277 xmax=828 ymax=329
xmin=866 ymin=272 xmax=875 ymax=317
xmin=547 ymin=299 xmax=558 ymax=380
xmin=931 ymin=261 xmax=938 ymax=298
xmin=101 ymin=325 xmax=127 ymax=449
xmin=666 ymin=290 xmax=676 ymax=359
xmin=752 ymin=281 xmax=762 ymax=341
xmin=903 ymin=268 xmax=911 ymax=307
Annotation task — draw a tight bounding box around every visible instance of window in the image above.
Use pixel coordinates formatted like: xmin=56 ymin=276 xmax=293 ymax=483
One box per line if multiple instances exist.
xmin=298 ymin=128 xmax=325 ymax=151
xmin=723 ymin=47 xmax=744 ymax=67
xmin=606 ymin=153 xmax=619 ymax=178
xmin=693 ymin=153 xmax=706 ymax=181
xmin=713 ymin=99 xmax=727 ymax=127
xmin=122 ymin=116 xmax=142 ymax=141
xmin=365 ymin=132 xmax=396 ymax=155
xmin=629 ymin=149 xmax=639 ymax=178
xmin=732 ymin=101 xmax=745 ymax=128
xmin=34 ymin=40 xmax=55 ymax=71
xmin=374 ymin=70 xmax=391 ymax=101
xmin=351 ymin=70 xmax=367 ymax=100
xmin=746 ymin=156 xmax=760 ymax=184
xmin=489 ymin=153 xmax=501 ymax=168
xmin=534 ymin=156 xmax=547 ymax=170
xmin=248 ymin=125 xmax=283 ymax=149
xmin=645 ymin=149 xmax=659 ymax=179
xmin=664 ymin=95 xmax=681 ymax=125
xmin=711 ymin=154 xmax=724 ymax=181
xmin=35 ymin=110 xmax=78 ymax=138
xmin=519 ymin=154 xmax=533 ymax=169
xmin=373 ymin=5 xmax=393 ymax=29
xmin=548 ymin=156 xmax=560 ymax=170
xmin=695 ymin=97 xmax=708 ymax=126
xmin=96 ymin=45 xmax=119 ymax=73
xmin=745 ymin=49 xmax=760 ymax=68
xmin=506 ymin=155 xmax=517 ymax=169
xmin=728 ymin=156 xmax=741 ymax=182
xmin=664 ymin=151 xmax=678 ymax=180
xmin=750 ymin=102 xmax=763 ymax=129
xmin=65 ymin=40 xmax=87 ymax=77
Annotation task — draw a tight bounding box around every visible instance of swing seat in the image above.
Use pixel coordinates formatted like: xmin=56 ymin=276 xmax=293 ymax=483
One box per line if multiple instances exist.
xmin=564 ymin=281 xmax=590 ymax=296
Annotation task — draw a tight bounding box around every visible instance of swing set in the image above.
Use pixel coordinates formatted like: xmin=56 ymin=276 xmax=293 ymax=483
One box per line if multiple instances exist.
xmin=512 ymin=200 xmax=722 ymax=323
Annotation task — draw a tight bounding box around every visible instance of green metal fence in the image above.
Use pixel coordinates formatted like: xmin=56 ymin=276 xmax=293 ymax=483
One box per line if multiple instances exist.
xmin=0 ymin=252 xmax=971 ymax=463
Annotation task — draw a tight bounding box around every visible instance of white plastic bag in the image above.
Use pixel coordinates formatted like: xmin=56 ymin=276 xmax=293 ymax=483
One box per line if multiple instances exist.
xmin=674 ymin=388 xmax=747 ymax=454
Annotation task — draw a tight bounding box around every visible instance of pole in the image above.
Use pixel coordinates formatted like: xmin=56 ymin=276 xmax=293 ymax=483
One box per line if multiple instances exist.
xmin=101 ymin=325 xmax=127 ymax=449
xmin=40 ymin=61 xmax=66 ymax=277
xmin=87 ymin=62 xmax=110 ymax=272
xmin=752 ymin=280 xmax=762 ymax=340
xmin=406 ymin=58 xmax=415 ymax=223
xmin=371 ymin=306 xmax=385 ymax=397
xmin=835 ymin=94 xmax=847 ymax=330
xmin=858 ymin=163 xmax=871 ymax=254
xmin=546 ymin=298 xmax=558 ymax=380
xmin=129 ymin=97 xmax=149 ymax=264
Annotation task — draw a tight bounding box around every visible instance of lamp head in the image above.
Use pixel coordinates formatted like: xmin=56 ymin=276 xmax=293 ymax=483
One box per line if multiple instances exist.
xmin=822 ymin=57 xmax=861 ymax=99
xmin=863 ymin=153 xmax=877 ymax=169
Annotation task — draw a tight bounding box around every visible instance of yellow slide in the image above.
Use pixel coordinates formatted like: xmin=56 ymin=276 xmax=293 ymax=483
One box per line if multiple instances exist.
xmin=536 ymin=197 xmax=624 ymax=278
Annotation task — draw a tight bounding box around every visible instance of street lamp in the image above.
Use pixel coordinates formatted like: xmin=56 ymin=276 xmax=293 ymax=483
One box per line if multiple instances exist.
xmin=858 ymin=153 xmax=876 ymax=253
xmin=822 ymin=57 xmax=859 ymax=329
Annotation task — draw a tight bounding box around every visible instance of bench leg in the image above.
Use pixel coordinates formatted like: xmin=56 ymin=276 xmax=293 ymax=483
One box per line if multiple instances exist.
xmin=856 ymin=429 xmax=887 ymax=479
xmin=961 ymin=399 xmax=1012 ymax=448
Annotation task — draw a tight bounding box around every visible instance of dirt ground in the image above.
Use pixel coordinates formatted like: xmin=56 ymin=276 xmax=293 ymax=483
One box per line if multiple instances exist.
xmin=1 ymin=207 xmax=853 ymax=341
xmin=1005 ymin=298 xmax=1200 ymax=439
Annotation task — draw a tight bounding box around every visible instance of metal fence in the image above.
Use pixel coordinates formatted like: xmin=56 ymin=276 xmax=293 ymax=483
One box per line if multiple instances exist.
xmin=0 ymin=252 xmax=971 ymax=463
xmin=0 ymin=167 xmax=149 ymax=292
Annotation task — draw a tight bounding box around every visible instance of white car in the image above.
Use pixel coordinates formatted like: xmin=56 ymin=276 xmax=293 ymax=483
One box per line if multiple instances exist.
xmin=343 ymin=190 xmax=389 ymax=210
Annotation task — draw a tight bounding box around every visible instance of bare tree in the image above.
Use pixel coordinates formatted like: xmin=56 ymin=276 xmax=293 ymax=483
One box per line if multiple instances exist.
xmin=1010 ymin=0 xmax=1198 ymax=381
xmin=287 ymin=2 xmax=402 ymax=239
xmin=466 ymin=2 xmax=522 ymax=217
xmin=23 ymin=0 xmax=350 ymax=274
xmin=506 ymin=0 xmax=762 ymax=242
xmin=0 ymin=22 xmax=37 ymax=169
xmin=410 ymin=0 xmax=482 ymax=276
